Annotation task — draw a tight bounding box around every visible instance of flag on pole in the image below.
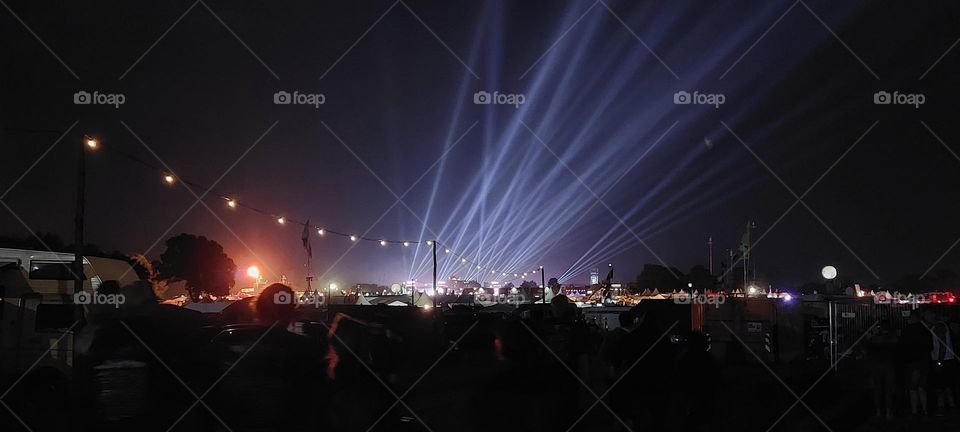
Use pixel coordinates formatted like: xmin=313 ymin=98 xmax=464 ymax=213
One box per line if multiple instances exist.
xmin=302 ymin=219 xmax=312 ymax=259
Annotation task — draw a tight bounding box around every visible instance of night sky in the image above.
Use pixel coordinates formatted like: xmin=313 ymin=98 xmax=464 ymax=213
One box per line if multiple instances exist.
xmin=2 ymin=1 xmax=959 ymax=289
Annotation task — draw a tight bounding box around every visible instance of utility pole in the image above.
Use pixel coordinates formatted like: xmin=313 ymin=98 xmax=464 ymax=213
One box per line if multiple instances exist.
xmin=75 ymin=136 xmax=97 ymax=299
xmin=432 ymin=240 xmax=437 ymax=308
xmin=540 ymin=266 xmax=545 ymax=304
xmin=708 ymin=236 xmax=714 ymax=275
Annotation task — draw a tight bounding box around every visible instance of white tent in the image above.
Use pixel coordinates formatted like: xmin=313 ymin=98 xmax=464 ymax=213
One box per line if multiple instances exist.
xmin=413 ymin=292 xmax=433 ymax=307
xmin=355 ymin=295 xmax=372 ymax=306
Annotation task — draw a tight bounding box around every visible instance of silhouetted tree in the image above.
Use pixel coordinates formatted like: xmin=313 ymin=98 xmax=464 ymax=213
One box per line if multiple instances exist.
xmin=155 ymin=234 xmax=236 ymax=301
xmin=636 ymin=264 xmax=685 ymax=292
xmin=893 ymin=274 xmax=932 ymax=294
xmin=687 ymin=265 xmax=714 ymax=291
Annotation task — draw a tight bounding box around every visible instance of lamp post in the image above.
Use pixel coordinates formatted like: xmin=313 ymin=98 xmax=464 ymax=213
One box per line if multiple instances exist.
xmin=822 ymin=265 xmax=837 ymax=293
xmin=75 ymin=135 xmax=98 ymax=297
xmin=540 ymin=265 xmax=545 ymax=304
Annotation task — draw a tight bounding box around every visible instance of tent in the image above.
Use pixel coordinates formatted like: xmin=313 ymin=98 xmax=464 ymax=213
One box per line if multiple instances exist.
xmin=354 ymin=294 xmax=372 ymax=306
xmin=413 ymin=291 xmax=433 ymax=307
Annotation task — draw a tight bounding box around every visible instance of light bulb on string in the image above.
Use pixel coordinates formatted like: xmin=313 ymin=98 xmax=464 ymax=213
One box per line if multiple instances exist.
xmin=350 ymin=235 xmax=357 ymax=242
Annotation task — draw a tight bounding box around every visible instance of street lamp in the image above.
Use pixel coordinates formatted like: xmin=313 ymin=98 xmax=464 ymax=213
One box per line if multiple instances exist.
xmin=329 ymin=282 xmax=337 ymax=304
xmin=246 ymin=265 xmax=263 ymax=291
xmin=540 ymin=265 xmax=545 ymax=303
xmin=822 ymin=265 xmax=837 ymax=294
xmin=821 ymin=265 xmax=837 ymax=280
xmin=75 ymin=135 xmax=98 ymax=297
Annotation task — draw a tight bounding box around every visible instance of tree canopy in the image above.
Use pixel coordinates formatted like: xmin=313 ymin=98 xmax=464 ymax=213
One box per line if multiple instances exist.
xmin=155 ymin=234 xmax=236 ymax=301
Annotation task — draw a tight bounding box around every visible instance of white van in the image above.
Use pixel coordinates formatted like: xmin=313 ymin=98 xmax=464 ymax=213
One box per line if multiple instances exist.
xmin=0 ymin=248 xmax=139 ymax=392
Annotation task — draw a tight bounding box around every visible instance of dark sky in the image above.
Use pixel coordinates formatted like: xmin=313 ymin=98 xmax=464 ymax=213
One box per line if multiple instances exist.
xmin=2 ymin=0 xmax=959 ymax=290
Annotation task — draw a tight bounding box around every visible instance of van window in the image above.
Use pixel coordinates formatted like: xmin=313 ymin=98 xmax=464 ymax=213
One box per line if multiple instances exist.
xmin=29 ymin=260 xmax=76 ymax=280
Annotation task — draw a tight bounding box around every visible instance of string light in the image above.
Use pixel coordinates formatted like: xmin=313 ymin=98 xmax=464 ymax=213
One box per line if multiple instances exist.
xmin=94 ymin=140 xmax=536 ymax=278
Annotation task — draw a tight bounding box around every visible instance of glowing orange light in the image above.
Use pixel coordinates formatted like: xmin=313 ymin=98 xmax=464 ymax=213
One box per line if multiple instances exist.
xmin=246 ymin=266 xmax=260 ymax=279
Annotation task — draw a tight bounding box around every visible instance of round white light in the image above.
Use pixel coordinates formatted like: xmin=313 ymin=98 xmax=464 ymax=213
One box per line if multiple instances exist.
xmin=276 ymin=216 xmax=285 ymax=225
xmin=821 ymin=265 xmax=837 ymax=280
xmin=380 ymin=240 xmax=387 ymax=246
xmin=349 ymin=235 xmax=357 ymax=242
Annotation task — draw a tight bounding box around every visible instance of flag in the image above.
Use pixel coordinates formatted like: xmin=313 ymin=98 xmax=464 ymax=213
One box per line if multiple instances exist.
xmin=302 ymin=219 xmax=312 ymax=259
